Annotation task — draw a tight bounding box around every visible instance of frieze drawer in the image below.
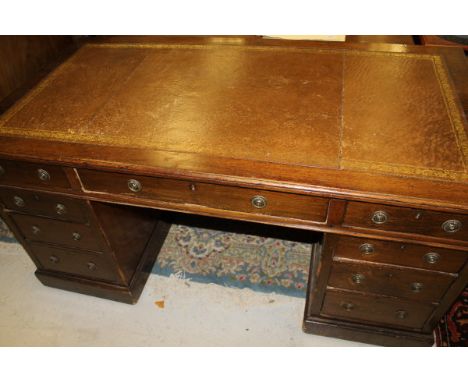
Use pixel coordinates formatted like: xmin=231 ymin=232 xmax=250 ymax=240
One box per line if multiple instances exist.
xmin=78 ymin=168 xmax=330 ymax=223
xmin=343 ymin=201 xmax=468 ymax=242
xmin=0 ymin=159 xmax=71 ymax=190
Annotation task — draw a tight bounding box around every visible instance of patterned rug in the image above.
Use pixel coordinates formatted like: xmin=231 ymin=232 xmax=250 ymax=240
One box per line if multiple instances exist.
xmin=1 ymin=216 xmax=466 ymax=345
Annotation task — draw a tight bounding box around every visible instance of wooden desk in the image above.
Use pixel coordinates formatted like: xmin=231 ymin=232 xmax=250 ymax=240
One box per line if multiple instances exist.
xmin=0 ymin=37 xmax=467 ymax=346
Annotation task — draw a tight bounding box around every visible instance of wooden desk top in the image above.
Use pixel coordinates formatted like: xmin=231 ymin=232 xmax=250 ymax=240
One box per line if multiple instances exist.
xmin=0 ymin=38 xmax=467 ymax=210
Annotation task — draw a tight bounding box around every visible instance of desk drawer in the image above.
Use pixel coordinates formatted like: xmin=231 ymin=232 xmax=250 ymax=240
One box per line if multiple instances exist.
xmin=78 ymin=169 xmax=329 ymax=223
xmin=30 ymin=243 xmax=122 ymax=283
xmin=328 ymin=260 xmax=455 ymax=303
xmin=0 ymin=159 xmax=71 ymax=189
xmin=321 ymin=289 xmax=435 ymax=329
xmin=343 ymin=202 xmax=468 ymax=242
xmin=0 ymin=188 xmax=88 ymax=223
xmin=10 ymin=214 xmax=106 ymax=252
xmin=334 ymin=236 xmax=468 ymax=274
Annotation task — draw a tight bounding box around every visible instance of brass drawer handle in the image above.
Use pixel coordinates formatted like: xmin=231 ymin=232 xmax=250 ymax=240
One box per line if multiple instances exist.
xmin=340 ymin=302 xmax=355 ymax=312
xmin=31 ymin=225 xmax=41 ymax=235
xmin=49 ymin=255 xmax=60 ymax=264
xmin=37 ymin=168 xmax=50 ymax=182
xmin=351 ymin=273 xmax=365 ymax=284
xmin=251 ymin=195 xmax=267 ymax=209
xmin=411 ymin=282 xmax=424 ymax=293
xmin=442 ymin=219 xmax=461 ymax=233
xmin=55 ymin=203 xmax=67 ymax=215
xmin=72 ymin=232 xmax=81 ymax=241
xmin=0 ymin=165 xmax=5 ymax=176
xmin=359 ymin=243 xmax=374 ymax=255
xmin=13 ymin=196 xmax=25 ymax=208
xmin=371 ymin=210 xmax=388 ymax=224
xmin=87 ymin=262 xmax=97 ymax=271
xmin=423 ymin=252 xmax=440 ymax=265
xmin=395 ymin=310 xmax=408 ymax=320
xmin=128 ymin=179 xmax=142 ymax=193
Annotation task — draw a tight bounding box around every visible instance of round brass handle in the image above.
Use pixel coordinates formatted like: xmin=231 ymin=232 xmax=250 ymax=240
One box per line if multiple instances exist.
xmin=31 ymin=225 xmax=41 ymax=235
xmin=49 ymin=255 xmax=60 ymax=264
xmin=55 ymin=203 xmax=67 ymax=215
xmin=13 ymin=196 xmax=25 ymax=208
xmin=251 ymin=195 xmax=267 ymax=209
xmin=87 ymin=262 xmax=97 ymax=271
xmin=359 ymin=243 xmax=374 ymax=255
xmin=128 ymin=179 xmax=142 ymax=193
xmin=72 ymin=232 xmax=81 ymax=241
xmin=351 ymin=273 xmax=365 ymax=284
xmin=423 ymin=252 xmax=440 ymax=265
xmin=395 ymin=310 xmax=408 ymax=320
xmin=37 ymin=168 xmax=50 ymax=182
xmin=340 ymin=302 xmax=355 ymax=312
xmin=372 ymin=210 xmax=388 ymax=224
xmin=0 ymin=165 xmax=5 ymax=176
xmin=411 ymin=282 xmax=424 ymax=293
xmin=442 ymin=219 xmax=462 ymax=233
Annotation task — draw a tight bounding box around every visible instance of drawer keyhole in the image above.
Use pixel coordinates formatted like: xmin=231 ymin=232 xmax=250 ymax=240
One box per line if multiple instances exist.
xmin=72 ymin=232 xmax=81 ymax=241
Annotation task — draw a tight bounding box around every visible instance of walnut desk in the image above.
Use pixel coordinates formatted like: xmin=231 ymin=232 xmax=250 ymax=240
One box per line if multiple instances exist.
xmin=0 ymin=39 xmax=467 ymax=346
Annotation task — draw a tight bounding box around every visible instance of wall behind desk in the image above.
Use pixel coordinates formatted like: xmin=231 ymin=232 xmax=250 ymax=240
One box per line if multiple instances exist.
xmin=0 ymin=36 xmax=78 ymax=113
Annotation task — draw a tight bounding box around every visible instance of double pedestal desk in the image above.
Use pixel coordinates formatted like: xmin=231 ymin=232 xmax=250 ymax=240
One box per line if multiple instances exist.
xmin=0 ymin=38 xmax=467 ymax=346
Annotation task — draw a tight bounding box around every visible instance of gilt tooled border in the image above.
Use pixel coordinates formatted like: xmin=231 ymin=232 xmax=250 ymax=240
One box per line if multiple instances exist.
xmin=0 ymin=44 xmax=466 ymax=182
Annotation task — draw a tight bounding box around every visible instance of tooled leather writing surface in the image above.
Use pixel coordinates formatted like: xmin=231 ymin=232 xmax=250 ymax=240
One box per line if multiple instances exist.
xmin=0 ymin=42 xmax=466 ymax=185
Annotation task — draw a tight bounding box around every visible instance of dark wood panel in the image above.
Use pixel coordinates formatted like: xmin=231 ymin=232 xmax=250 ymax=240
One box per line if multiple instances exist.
xmin=333 ymin=235 xmax=468 ymax=273
xmin=343 ymin=201 xmax=468 ymax=242
xmin=328 ymin=260 xmax=455 ymax=302
xmin=321 ymin=289 xmax=435 ymax=329
xmin=90 ymin=201 xmax=159 ymax=283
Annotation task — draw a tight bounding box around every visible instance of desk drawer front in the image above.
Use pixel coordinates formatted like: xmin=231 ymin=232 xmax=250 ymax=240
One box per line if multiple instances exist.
xmin=321 ymin=289 xmax=434 ymax=329
xmin=328 ymin=261 xmax=455 ymax=302
xmin=78 ymin=169 xmax=329 ymax=223
xmin=334 ymin=236 xmax=468 ymax=274
xmin=343 ymin=201 xmax=468 ymax=241
xmin=0 ymin=159 xmax=71 ymax=189
xmin=31 ymin=243 xmax=121 ymax=283
xmin=10 ymin=214 xmax=106 ymax=252
xmin=0 ymin=188 xmax=88 ymax=223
